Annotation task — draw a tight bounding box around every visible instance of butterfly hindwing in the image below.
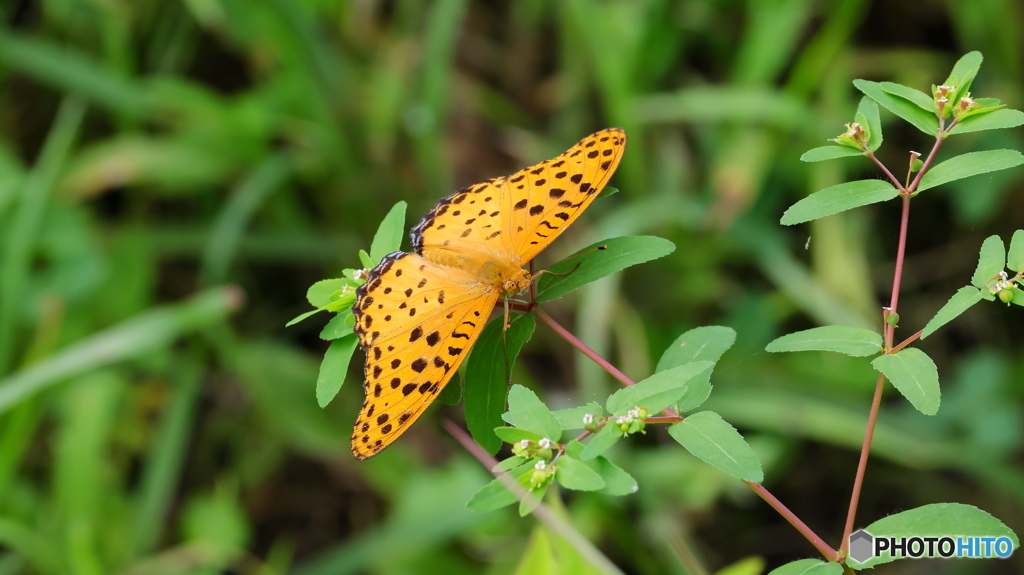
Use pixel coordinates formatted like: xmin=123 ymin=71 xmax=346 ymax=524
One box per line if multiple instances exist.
xmin=351 ymin=252 xmax=499 ymax=459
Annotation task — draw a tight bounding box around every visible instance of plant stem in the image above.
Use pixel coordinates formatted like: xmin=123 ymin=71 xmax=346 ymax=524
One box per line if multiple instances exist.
xmin=839 ymin=372 xmax=886 ymax=558
xmin=745 ymin=481 xmax=838 ymax=562
xmin=889 ymin=330 xmax=923 ymax=354
xmin=444 ymin=420 xmax=627 ymax=575
xmin=866 ymin=150 xmax=905 ymax=191
xmin=884 ymin=192 xmax=912 ymax=349
xmin=906 ymin=134 xmax=945 ymax=193
xmin=533 ymin=307 xmax=637 ymax=389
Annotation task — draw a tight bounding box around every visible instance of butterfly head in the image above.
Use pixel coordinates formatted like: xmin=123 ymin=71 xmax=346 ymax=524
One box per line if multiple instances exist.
xmin=501 ymin=268 xmax=532 ymax=295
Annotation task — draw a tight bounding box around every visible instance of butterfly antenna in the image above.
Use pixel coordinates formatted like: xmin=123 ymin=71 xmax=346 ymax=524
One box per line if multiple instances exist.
xmin=532 ymin=244 xmax=608 ymax=281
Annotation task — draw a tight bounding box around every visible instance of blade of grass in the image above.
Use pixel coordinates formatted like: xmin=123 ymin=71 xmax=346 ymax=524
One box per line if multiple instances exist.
xmin=0 ymin=95 xmax=87 ymax=375
xmin=201 ymin=154 xmax=292 ymax=285
xmin=0 ymin=287 xmax=241 ymax=414
xmin=131 ymin=349 xmax=204 ymax=556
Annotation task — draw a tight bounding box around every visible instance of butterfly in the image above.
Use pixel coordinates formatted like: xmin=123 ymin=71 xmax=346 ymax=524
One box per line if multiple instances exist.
xmin=350 ymin=128 xmax=626 ymax=459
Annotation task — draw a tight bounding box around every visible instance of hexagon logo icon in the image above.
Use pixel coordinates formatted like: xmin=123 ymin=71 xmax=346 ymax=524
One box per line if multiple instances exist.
xmin=849 ymin=529 xmax=874 ymax=563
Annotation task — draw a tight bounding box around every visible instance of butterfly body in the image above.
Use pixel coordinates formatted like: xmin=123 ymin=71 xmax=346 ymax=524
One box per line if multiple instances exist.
xmin=351 ymin=128 xmax=626 ymax=459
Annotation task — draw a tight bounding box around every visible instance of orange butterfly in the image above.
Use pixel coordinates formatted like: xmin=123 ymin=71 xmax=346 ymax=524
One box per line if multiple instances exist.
xmin=351 ymin=128 xmax=626 ymax=459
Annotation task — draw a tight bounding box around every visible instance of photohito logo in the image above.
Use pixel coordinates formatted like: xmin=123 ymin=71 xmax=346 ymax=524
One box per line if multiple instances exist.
xmin=849 ymin=529 xmax=1016 ymax=563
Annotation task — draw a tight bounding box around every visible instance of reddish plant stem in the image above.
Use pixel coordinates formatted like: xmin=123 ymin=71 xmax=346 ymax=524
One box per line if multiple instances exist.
xmin=907 ymin=134 xmax=945 ymax=193
xmin=746 ymin=481 xmax=838 ymax=562
xmin=884 ymin=192 xmax=912 ymax=349
xmin=839 ymin=372 xmax=886 ymax=558
xmin=889 ymin=330 xmax=923 ymax=354
xmin=644 ymin=416 xmax=684 ymax=424
xmin=533 ymin=307 xmax=637 ymax=389
xmin=866 ymin=150 xmax=905 ymax=191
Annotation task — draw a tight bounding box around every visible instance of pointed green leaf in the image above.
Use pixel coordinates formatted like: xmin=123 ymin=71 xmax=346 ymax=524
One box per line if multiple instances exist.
xmin=467 ymin=464 xmax=532 ymax=513
xmin=552 ymin=402 xmax=603 ymax=430
xmin=554 ymin=455 xmax=605 ymax=491
xmin=799 ymin=146 xmax=864 ymax=162
xmin=767 ymin=559 xmax=843 ymax=575
xmin=536 ymin=236 xmax=676 ymax=302
xmin=306 ymin=278 xmax=348 ymax=308
xmin=606 ymin=361 xmax=714 ymax=415
xmin=668 ymin=411 xmax=763 ymax=482
xmin=358 ymin=249 xmax=373 ymax=269
xmin=872 ymin=348 xmax=940 ymax=415
xmin=580 ymin=422 xmax=624 ymax=461
xmin=492 ymin=456 xmax=527 ymax=472
xmin=285 ymin=308 xmax=323 ymax=327
xmin=849 ymin=502 xmax=1018 ymax=569
xmin=465 ymin=315 xmax=536 ymax=454
xmin=879 ymin=82 xmax=934 ymax=113
xmin=436 ymin=372 xmax=462 ymax=405
xmin=946 ymin=51 xmax=983 ymax=104
xmin=972 ymin=235 xmax=1007 ymax=289
xmin=656 ymin=326 xmax=736 ymax=372
xmin=369 ymin=201 xmax=407 ymax=264
xmin=922 ymin=287 xmax=983 ymax=339
xmin=674 ymin=368 xmax=713 ymax=412
xmin=854 ymin=79 xmax=938 ymax=135
xmin=1007 ymin=230 xmax=1024 ymax=272
xmin=917 ymin=150 xmax=1024 ymax=192
xmin=858 ymin=96 xmax=884 ymax=151
xmin=562 ymin=440 xmax=637 ymax=496
xmin=518 ymin=483 xmax=547 ymax=516
xmin=506 ymin=384 xmax=561 ymax=441
xmin=316 ymin=335 xmax=358 ymax=408
xmin=319 ymin=312 xmax=353 ymax=340
xmin=493 ymin=427 xmax=542 ymax=444
xmin=949 ymin=108 xmax=1024 ymax=134
xmin=1006 ymin=286 xmax=1024 ymax=306
xmin=781 ymin=180 xmax=899 ymax=225
xmin=766 ymin=326 xmax=882 ymax=357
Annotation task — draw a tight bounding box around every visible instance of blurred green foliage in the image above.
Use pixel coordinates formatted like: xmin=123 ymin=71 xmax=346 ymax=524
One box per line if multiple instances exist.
xmin=0 ymin=0 xmax=1023 ymax=573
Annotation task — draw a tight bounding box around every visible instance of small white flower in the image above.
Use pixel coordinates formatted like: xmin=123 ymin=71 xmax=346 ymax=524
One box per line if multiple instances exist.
xmin=534 ymin=460 xmax=547 ymax=470
xmin=937 ymin=97 xmax=949 ymax=103
xmin=631 ymin=484 xmax=639 ymax=493
xmin=518 ymin=439 xmax=531 ymax=450
xmin=353 ymin=269 xmax=369 ymax=280
xmin=538 ymin=438 xmax=552 ymax=449
xmin=582 ymin=413 xmax=594 ymax=424
xmin=340 ymin=285 xmax=354 ymax=295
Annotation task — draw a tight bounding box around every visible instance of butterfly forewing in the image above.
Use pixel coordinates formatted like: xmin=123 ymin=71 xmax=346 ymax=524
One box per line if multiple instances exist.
xmin=506 ymin=128 xmax=626 ymax=262
xmin=351 ymin=252 xmax=499 ymax=459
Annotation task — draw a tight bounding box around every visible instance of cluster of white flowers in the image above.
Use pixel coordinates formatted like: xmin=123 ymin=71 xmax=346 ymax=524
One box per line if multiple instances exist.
xmin=582 ymin=413 xmax=594 ymax=425
xmin=990 ymin=271 xmax=1014 ymax=294
xmin=534 ymin=460 xmax=547 ymax=471
xmin=616 ymin=406 xmax=642 ymax=425
xmin=339 ymin=284 xmax=354 ymax=295
xmin=538 ymin=438 xmax=552 ymax=449
xmin=353 ymin=269 xmax=369 ymax=280
xmin=518 ymin=439 xmax=531 ymax=450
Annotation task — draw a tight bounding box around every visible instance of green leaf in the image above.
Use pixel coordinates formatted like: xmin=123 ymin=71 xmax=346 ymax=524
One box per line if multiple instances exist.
xmin=600 ymin=186 xmax=619 ymax=199
xmin=536 ymin=236 xmax=675 ymax=303
xmin=369 ymin=201 xmax=407 ymax=264
xmin=492 ymin=456 xmax=527 ymax=472
xmin=554 ymin=456 xmax=605 ymax=491
xmin=946 ymin=51 xmax=983 ymax=104
xmin=506 ymin=385 xmax=561 ymax=441
xmin=668 ymin=411 xmax=763 ymax=482
xmin=285 ymin=308 xmax=323 ymax=327
xmin=552 ymin=402 xmax=603 ymax=430
xmin=306 ymin=278 xmax=348 ymax=308
xmin=1007 ymin=286 xmax=1024 ymax=307
xmin=316 ymin=335 xmax=358 ymax=408
xmin=972 ymin=235 xmax=1007 ymax=289
xmin=606 ymin=361 xmax=714 ymax=415
xmin=917 ymin=150 xmax=1024 ymax=192
xmin=780 ymin=180 xmax=899 ymax=225
xmin=871 ymin=348 xmax=940 ymax=415
xmin=592 ymin=457 xmax=637 ymax=496
xmin=858 ymin=96 xmax=883 ymax=151
xmin=854 ymin=79 xmax=938 ymax=135
xmin=1007 ymin=230 xmax=1024 ymax=272
xmin=765 ymin=326 xmax=882 ymax=357
xmin=518 ymin=483 xmax=547 ymax=517
xmin=464 ymin=315 xmax=536 ymax=454
xmin=358 ymin=249 xmax=373 ymax=269
xmin=319 ymin=312 xmax=353 ymax=340
xmin=849 ymin=502 xmax=1018 ymax=569
xmin=799 ymin=146 xmax=864 ymax=162
xmin=493 ymin=427 xmax=542 ymax=444
xmin=766 ymin=559 xmax=843 ymax=575
xmin=580 ymin=422 xmax=624 ymax=461
xmin=949 ymin=108 xmax=1024 ymax=134
xmin=879 ymin=82 xmax=934 ymax=113
xmin=656 ymin=326 xmax=736 ymax=372
xmin=513 ymin=525 xmax=557 ymax=575
xmin=674 ymin=369 xmax=714 ymax=413
xmin=922 ymin=286 xmax=983 ymax=339
xmin=466 ymin=464 xmax=532 ymax=513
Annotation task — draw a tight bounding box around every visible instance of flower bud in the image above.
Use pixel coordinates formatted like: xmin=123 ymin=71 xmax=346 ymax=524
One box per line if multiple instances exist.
xmin=886 ymin=312 xmax=900 ymax=327
xmin=833 ymin=122 xmax=868 ymax=149
xmin=954 ymin=93 xmax=981 ymax=119
xmin=998 ymin=289 xmax=1014 ymax=304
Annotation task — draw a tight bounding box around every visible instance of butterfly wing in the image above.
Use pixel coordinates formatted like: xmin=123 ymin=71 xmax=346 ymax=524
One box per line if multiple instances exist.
xmin=351 ymin=252 xmax=499 ymax=459
xmin=411 ymin=128 xmax=626 ymax=266
xmin=504 ymin=128 xmax=625 ymax=263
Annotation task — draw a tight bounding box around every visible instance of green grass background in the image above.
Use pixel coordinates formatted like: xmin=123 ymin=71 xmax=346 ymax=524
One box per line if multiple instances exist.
xmin=0 ymin=0 xmax=1022 ymax=573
